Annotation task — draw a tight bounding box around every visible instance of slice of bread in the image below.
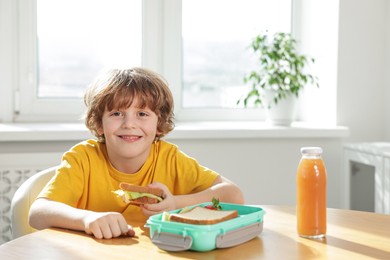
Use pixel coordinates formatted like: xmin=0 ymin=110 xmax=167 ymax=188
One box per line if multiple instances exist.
xmin=119 ymin=183 xmax=164 ymax=197
xmin=169 ymin=206 xmax=238 ymax=225
xmin=129 ymin=196 xmax=160 ymax=205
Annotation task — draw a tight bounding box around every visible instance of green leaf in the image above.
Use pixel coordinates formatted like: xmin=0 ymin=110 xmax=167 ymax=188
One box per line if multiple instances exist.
xmin=240 ymin=31 xmax=319 ymax=108
xmin=211 ymin=197 xmax=222 ymax=210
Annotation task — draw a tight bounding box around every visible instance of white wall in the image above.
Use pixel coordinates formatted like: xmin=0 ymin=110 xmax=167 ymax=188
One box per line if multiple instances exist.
xmin=385 ymin=2 xmax=390 ymax=141
xmin=338 ymin=0 xmax=388 ymax=141
xmin=171 ymin=138 xmax=344 ymax=207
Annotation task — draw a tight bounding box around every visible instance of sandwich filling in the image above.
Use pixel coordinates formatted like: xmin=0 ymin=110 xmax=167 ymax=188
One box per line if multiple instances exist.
xmin=113 ymin=190 xmax=163 ymax=203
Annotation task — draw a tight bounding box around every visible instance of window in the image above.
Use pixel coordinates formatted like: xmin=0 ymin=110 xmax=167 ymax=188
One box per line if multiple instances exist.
xmin=16 ymin=0 xmax=142 ymax=121
xmin=36 ymin=0 xmax=142 ymax=98
xmin=175 ymin=0 xmax=291 ymax=121
xmin=7 ymin=0 xmax=337 ymax=124
xmin=182 ymin=0 xmax=291 ymax=109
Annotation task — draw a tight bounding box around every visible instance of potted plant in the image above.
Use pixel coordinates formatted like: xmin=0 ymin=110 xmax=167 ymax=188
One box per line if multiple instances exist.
xmin=238 ymin=32 xmax=319 ymax=125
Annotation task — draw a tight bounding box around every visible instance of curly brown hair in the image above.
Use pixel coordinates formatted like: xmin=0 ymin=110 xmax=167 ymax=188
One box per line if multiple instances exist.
xmin=84 ymin=68 xmax=175 ymax=142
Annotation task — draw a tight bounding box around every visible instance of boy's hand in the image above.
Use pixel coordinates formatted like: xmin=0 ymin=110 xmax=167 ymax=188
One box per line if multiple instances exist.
xmin=83 ymin=211 xmax=135 ymax=239
xmin=141 ymin=182 xmax=176 ymax=217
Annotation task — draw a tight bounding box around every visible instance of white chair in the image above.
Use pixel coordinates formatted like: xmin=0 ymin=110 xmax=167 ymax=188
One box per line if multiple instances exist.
xmin=10 ymin=166 xmax=57 ymax=239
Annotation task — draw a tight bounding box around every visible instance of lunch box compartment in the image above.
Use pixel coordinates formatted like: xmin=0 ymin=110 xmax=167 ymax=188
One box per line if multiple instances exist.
xmin=145 ymin=203 xmax=265 ymax=252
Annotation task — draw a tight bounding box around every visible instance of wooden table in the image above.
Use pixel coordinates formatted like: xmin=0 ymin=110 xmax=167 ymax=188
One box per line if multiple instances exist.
xmin=1 ymin=205 xmax=389 ymax=259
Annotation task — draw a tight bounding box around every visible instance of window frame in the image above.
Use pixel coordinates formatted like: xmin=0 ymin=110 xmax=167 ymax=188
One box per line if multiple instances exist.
xmin=17 ymin=0 xmax=90 ymax=122
xmin=14 ymin=0 xmax=298 ymax=123
xmin=162 ymin=0 xmax=279 ymax=122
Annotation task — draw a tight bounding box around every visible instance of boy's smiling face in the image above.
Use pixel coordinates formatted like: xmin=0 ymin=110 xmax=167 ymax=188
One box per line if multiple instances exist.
xmin=98 ymin=97 xmax=161 ymax=173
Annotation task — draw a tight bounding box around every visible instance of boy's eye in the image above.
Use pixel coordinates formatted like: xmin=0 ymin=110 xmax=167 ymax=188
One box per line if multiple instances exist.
xmin=138 ymin=111 xmax=148 ymax=117
xmin=110 ymin=111 xmax=122 ymax=117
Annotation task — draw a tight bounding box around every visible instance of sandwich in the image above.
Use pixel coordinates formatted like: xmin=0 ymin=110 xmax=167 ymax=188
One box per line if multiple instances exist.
xmin=113 ymin=182 xmax=164 ymax=206
xmin=168 ymin=206 xmax=238 ymax=225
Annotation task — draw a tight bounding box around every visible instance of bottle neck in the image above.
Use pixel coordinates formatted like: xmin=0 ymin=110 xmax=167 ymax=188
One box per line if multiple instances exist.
xmin=302 ymin=153 xmax=322 ymax=159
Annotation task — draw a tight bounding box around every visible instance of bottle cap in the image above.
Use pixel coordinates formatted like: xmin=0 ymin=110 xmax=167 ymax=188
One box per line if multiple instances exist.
xmin=300 ymin=147 xmax=323 ymax=155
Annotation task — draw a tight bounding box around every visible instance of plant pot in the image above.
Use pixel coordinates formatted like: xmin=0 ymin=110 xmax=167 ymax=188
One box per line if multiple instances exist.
xmin=264 ymin=91 xmax=298 ymax=126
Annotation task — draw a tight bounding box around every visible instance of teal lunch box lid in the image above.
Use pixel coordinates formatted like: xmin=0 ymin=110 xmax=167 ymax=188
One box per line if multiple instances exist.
xmin=145 ymin=203 xmax=265 ymax=252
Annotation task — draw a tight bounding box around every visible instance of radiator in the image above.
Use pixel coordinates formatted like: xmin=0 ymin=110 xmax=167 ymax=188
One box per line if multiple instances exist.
xmin=0 ymin=153 xmax=61 ymax=245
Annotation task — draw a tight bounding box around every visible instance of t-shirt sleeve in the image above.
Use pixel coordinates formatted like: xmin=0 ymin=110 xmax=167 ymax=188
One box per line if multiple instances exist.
xmin=37 ymin=150 xmax=86 ymax=208
xmin=170 ymin=149 xmax=220 ymax=195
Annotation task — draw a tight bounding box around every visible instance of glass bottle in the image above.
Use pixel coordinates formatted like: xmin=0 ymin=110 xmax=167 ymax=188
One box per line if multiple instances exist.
xmin=296 ymin=147 xmax=327 ymax=238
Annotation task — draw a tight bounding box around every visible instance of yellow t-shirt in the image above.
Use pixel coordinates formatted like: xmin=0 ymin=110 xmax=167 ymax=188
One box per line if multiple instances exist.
xmin=39 ymin=139 xmax=219 ymax=217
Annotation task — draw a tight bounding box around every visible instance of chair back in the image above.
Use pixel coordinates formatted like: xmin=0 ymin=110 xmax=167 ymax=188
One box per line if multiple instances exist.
xmin=10 ymin=166 xmax=57 ymax=239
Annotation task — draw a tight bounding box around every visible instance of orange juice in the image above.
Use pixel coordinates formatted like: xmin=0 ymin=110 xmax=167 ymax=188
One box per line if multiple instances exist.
xmin=296 ymin=147 xmax=327 ymax=238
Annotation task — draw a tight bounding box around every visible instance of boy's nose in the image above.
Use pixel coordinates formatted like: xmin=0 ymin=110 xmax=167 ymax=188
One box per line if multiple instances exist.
xmin=122 ymin=115 xmax=137 ymax=129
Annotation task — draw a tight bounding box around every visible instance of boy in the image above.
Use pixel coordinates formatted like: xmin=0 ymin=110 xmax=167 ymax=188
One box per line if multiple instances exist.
xmin=29 ymin=67 xmax=244 ymax=239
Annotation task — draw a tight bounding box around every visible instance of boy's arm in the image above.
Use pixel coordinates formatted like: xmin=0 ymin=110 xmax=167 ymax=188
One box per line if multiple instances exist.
xmin=28 ymin=198 xmax=134 ymax=239
xmin=142 ymin=176 xmax=244 ymax=216
xmin=175 ymin=175 xmax=244 ymax=208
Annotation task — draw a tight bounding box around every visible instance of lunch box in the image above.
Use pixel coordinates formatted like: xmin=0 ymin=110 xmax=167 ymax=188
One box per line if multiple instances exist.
xmin=145 ymin=203 xmax=265 ymax=252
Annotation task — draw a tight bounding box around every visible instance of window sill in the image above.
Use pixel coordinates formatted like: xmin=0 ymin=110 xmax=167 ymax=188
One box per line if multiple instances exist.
xmin=167 ymin=121 xmax=349 ymax=139
xmin=0 ymin=121 xmax=349 ymax=142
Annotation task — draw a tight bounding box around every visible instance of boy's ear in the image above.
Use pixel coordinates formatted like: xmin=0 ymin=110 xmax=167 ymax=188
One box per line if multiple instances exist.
xmin=156 ymin=130 xmax=162 ymax=138
xmin=97 ymin=128 xmax=104 ymax=136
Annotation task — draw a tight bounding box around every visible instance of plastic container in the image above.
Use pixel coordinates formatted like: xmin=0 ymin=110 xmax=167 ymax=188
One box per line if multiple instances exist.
xmin=296 ymin=147 xmax=327 ymax=239
xmin=145 ymin=203 xmax=265 ymax=252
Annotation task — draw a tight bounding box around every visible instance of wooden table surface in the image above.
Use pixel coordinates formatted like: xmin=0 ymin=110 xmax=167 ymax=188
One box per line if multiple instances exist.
xmin=1 ymin=205 xmax=389 ymax=259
